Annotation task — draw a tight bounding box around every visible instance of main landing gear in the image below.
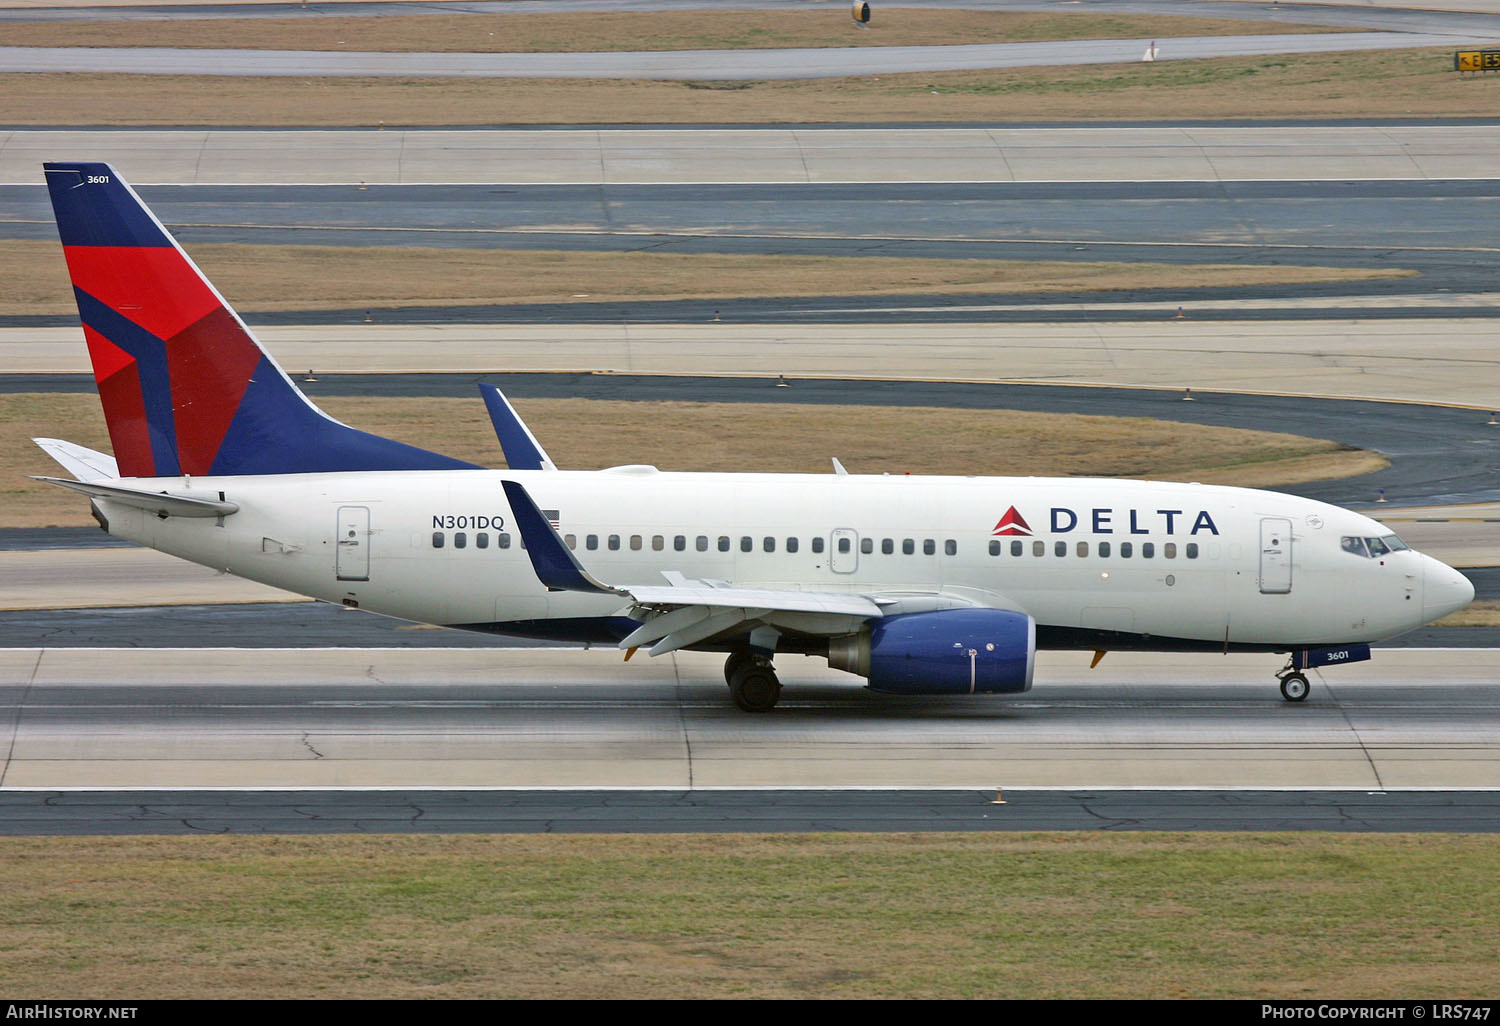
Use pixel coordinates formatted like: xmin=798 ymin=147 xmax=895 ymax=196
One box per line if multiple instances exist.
xmin=1277 ymin=670 xmax=1311 ymax=702
xmin=724 ymin=650 xmax=781 ymax=713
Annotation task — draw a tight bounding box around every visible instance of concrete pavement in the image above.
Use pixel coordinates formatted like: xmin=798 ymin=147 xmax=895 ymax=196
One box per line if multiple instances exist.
xmin=8 ymin=125 xmax=1500 ymax=185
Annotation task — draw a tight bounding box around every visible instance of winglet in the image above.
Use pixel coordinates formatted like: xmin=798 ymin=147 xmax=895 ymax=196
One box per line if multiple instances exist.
xmin=500 ymin=479 xmax=616 ymax=594
xmin=480 ymin=384 xmax=557 ymax=471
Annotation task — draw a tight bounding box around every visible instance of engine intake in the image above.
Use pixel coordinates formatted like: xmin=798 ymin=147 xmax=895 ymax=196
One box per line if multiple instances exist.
xmin=827 ymin=609 xmax=1036 ymax=695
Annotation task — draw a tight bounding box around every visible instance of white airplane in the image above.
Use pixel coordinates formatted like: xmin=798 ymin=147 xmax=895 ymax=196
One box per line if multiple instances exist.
xmin=33 ymin=161 xmax=1475 ymax=712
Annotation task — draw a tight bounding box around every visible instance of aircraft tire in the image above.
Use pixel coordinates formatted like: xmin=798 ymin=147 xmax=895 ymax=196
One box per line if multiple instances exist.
xmin=730 ymin=665 xmax=781 ymax=712
xmin=724 ymin=650 xmax=771 ymax=685
xmin=1279 ymin=673 xmax=1311 ymax=702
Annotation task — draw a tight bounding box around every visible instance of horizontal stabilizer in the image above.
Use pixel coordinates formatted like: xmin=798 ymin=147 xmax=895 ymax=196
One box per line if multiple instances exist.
xmin=31 ymin=476 xmax=239 ymax=518
xmin=32 ymin=438 xmax=119 ymax=483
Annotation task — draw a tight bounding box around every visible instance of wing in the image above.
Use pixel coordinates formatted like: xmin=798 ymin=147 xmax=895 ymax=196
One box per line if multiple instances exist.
xmin=501 ymin=479 xmax=950 ymax=656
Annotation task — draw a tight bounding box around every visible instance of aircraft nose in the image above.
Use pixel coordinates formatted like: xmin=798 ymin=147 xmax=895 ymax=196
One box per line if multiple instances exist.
xmin=1423 ymin=556 xmax=1475 ymax=623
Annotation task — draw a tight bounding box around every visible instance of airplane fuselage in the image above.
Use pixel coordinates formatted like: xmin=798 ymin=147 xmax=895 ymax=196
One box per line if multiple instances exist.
xmin=93 ymin=468 xmax=1468 ymax=657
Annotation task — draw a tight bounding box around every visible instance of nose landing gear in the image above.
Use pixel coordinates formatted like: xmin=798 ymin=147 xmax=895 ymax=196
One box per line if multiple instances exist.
xmin=1275 ymin=644 xmax=1370 ymax=703
xmin=1278 ymin=671 xmax=1311 ymax=702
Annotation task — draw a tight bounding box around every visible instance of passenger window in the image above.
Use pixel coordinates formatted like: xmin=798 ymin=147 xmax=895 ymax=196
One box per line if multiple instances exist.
xmin=1033 ymin=540 xmax=1045 ymax=557
xmin=586 ymin=534 xmax=598 ymax=551
xmin=719 ymin=536 xmax=731 ymax=552
xmin=989 ymin=540 xmax=1001 ymax=556
xmin=883 ymin=538 xmax=894 ymax=555
xmin=1076 ymin=541 xmax=1088 ymax=557
xmin=903 ymin=539 xmax=915 ymax=555
xmin=674 ymin=535 xmax=686 ymax=551
xmin=1164 ymin=543 xmax=1176 ymax=559
xmin=498 ymin=533 xmax=511 ymax=549
xmin=652 ymin=535 xmax=665 ymax=551
xmin=1055 ymin=541 xmax=1067 ymax=557
xmin=786 ymin=537 xmax=799 ymax=553
xmin=630 ymin=535 xmax=642 ymax=551
xmin=477 ymin=532 xmax=489 ymax=549
xmin=838 ymin=537 xmax=851 ymax=553
xmin=741 ymin=536 xmax=753 ymax=553
xmin=431 ymin=532 xmax=445 ymax=549
xmin=812 ymin=537 xmax=825 ymax=554
xmin=1098 ymin=541 xmax=1110 ymax=557
xmin=923 ymin=539 xmax=935 ymax=555
xmin=945 ymin=540 xmax=957 ymax=556
xmin=454 ymin=532 xmax=467 ymax=549
xmin=1121 ymin=542 xmax=1132 ymax=558
xmin=1186 ymin=543 xmax=1199 ymax=559
xmin=563 ymin=533 xmax=575 ymax=550
xmin=764 ymin=537 xmax=776 ymax=553
xmin=1011 ymin=540 xmax=1023 ymax=557
xmin=608 ymin=535 xmax=621 ymax=551
xmin=861 ymin=538 xmax=873 ymax=554
xmin=697 ymin=536 xmax=709 ymax=552
xmin=1142 ymin=542 xmax=1155 ymax=558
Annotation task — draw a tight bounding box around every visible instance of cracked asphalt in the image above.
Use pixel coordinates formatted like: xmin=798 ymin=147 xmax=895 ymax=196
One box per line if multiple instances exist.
xmin=3 ymin=788 xmax=1497 ymax=834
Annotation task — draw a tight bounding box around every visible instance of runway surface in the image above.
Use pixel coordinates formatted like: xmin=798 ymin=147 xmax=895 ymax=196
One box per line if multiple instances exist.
xmin=2 ymin=648 xmax=1496 ymax=790
xmin=5 ymin=787 xmax=1498 ymax=835
xmin=9 ymin=125 xmax=1500 ymax=185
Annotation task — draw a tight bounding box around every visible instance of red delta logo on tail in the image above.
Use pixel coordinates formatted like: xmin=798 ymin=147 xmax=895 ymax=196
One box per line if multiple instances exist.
xmin=44 ymin=162 xmax=478 ymax=479
xmin=992 ymin=506 xmax=1032 ymax=536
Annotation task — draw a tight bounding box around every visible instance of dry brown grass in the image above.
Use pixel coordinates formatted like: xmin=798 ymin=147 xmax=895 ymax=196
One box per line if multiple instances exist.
xmin=1 ymin=48 xmax=1486 ymax=126
xmin=6 ymin=393 xmax=1384 ymax=528
xmin=0 ymin=9 xmax=1349 ymax=53
xmin=3 ymin=240 xmax=1413 ymax=317
xmin=1 ymin=832 xmax=1497 ymax=999
xmin=1434 ymin=598 xmax=1500 ymax=627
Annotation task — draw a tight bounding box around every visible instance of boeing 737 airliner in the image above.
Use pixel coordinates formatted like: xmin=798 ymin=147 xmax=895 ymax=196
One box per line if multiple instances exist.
xmin=32 ymin=162 xmax=1474 ymax=711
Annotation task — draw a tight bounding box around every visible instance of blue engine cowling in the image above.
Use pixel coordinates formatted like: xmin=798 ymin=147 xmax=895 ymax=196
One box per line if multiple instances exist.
xmin=826 ymin=609 xmax=1036 ymax=695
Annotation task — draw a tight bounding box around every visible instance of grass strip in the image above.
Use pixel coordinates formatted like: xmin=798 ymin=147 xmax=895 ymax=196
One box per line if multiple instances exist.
xmin=0 ymin=9 xmax=1351 ymax=53
xmin=1 ymin=240 xmax=1414 ymax=318
xmin=0 ymin=49 xmax=1485 ymax=126
xmin=1 ymin=832 xmax=1495 ymax=998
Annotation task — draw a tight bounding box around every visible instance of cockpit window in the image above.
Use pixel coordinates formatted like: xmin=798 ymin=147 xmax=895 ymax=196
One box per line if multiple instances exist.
xmin=1342 ymin=534 xmax=1409 ymax=558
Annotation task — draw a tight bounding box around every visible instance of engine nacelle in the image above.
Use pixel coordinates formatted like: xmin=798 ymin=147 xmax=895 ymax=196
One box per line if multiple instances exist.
xmin=827 ymin=609 xmax=1036 ymax=695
